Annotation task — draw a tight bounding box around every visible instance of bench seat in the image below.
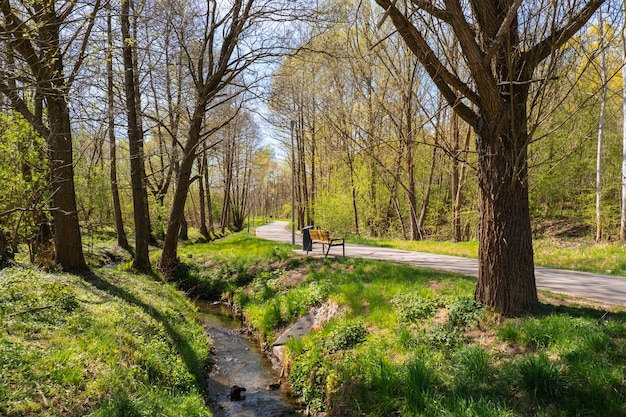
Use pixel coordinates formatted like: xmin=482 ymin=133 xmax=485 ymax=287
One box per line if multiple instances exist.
xmin=308 ymin=229 xmax=345 ymax=257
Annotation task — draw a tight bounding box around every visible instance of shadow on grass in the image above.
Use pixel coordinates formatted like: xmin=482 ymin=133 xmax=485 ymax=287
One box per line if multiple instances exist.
xmin=77 ymin=270 xmax=206 ymax=383
xmin=529 ymin=301 xmax=626 ymax=321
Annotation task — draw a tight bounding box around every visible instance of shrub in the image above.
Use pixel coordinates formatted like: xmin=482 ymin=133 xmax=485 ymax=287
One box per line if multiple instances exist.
xmin=325 ymin=320 xmax=368 ymax=352
xmin=446 ymin=297 xmax=482 ymax=328
xmin=288 ymin=343 xmax=327 ymax=413
xmin=392 ymin=294 xmax=437 ymax=323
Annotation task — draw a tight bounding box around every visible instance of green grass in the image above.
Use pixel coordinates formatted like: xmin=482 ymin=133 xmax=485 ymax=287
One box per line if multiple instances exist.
xmin=186 ymin=233 xmax=626 ymax=416
xmin=0 ymin=266 xmax=211 ymax=417
xmin=9 ymin=228 xmax=626 ymax=417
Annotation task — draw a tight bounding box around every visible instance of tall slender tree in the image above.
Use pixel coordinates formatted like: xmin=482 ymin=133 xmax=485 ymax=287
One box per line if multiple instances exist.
xmin=121 ymin=0 xmax=151 ymax=273
xmin=159 ymin=0 xmax=288 ymax=276
xmin=621 ymin=2 xmax=626 ymax=241
xmin=107 ymin=3 xmax=130 ymax=251
xmin=596 ymin=9 xmax=608 ymax=242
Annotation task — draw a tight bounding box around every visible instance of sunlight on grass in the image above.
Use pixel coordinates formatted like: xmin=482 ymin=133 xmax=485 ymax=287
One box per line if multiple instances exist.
xmin=0 ymin=267 xmax=211 ymax=417
xmin=186 ymin=232 xmax=626 ymax=416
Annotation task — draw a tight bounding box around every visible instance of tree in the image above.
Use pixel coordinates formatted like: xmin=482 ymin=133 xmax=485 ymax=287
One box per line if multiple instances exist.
xmin=621 ymin=3 xmax=626 ymax=241
xmin=374 ymin=0 xmax=604 ymax=315
xmin=596 ymin=9 xmax=608 ymax=242
xmin=159 ymin=0 xmax=288 ymax=276
xmin=0 ymin=0 xmax=102 ymax=270
xmin=107 ymin=3 xmax=130 ymax=251
xmin=121 ymin=0 xmax=152 ymax=273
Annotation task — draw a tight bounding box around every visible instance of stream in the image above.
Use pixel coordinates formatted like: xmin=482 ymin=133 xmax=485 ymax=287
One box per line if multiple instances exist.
xmin=196 ymin=301 xmax=303 ymax=417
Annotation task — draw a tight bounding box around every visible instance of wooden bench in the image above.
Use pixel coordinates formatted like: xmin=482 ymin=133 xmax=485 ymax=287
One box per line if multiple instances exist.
xmin=308 ymin=229 xmax=345 ymax=257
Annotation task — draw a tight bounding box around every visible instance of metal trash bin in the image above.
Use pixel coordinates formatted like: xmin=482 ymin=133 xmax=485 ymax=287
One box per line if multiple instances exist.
xmin=302 ymin=226 xmax=313 ymax=252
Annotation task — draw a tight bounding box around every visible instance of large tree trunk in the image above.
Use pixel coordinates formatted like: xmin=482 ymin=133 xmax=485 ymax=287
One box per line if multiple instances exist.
xmin=47 ymin=95 xmax=86 ymax=270
xmin=121 ymin=0 xmax=151 ymax=273
xmin=42 ymin=9 xmax=85 ymax=271
xmin=474 ymin=107 xmax=537 ymax=316
xmin=374 ymin=0 xmax=601 ymax=315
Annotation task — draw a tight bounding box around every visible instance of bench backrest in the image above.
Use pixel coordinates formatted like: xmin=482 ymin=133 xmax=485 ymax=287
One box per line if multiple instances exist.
xmin=310 ymin=229 xmax=329 ymax=242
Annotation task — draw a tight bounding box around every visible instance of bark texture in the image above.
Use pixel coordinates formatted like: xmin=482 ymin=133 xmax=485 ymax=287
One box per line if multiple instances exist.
xmin=122 ymin=0 xmax=151 ymax=273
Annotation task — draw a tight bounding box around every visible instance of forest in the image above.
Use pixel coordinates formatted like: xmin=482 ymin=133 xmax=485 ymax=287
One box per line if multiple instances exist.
xmin=6 ymin=1 xmax=626 ymax=416
xmin=0 ymin=0 xmax=621 ymax=314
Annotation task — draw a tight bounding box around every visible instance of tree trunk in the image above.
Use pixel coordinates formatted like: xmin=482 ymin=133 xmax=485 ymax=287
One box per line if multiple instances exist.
xmin=121 ymin=0 xmax=151 ymax=273
xmin=198 ymin=156 xmax=209 ymax=239
xmin=41 ymin=8 xmax=86 ymax=271
xmin=298 ymin=118 xmax=309 ymax=229
xmin=417 ymin=146 xmax=437 ymax=239
xmin=474 ymin=109 xmax=537 ymax=316
xmin=621 ymin=3 xmax=626 ymax=241
xmin=160 ymin=110 xmax=202 ymax=276
xmin=596 ymin=10 xmax=607 ymax=242
xmin=204 ymin=151 xmax=215 ymax=235
xmin=373 ymin=0 xmax=601 ymax=315
xmin=453 ymin=126 xmax=471 ymax=242
xmin=348 ymin=154 xmax=360 ymax=236
xmin=405 ymin=91 xmax=418 ymax=241
xmin=221 ymin=131 xmax=234 ymax=234
xmin=179 ymin=215 xmax=189 ymax=241
xmin=47 ymin=95 xmax=86 ymax=270
xmin=108 ymin=7 xmax=129 ymax=251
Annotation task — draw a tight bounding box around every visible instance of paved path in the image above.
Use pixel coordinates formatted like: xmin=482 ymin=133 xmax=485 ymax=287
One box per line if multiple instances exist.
xmin=257 ymin=222 xmax=626 ymax=307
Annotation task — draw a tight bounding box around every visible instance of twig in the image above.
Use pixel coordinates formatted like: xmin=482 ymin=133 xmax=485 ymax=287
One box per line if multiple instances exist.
xmin=8 ymin=305 xmax=53 ymax=318
xmin=35 ymin=382 xmax=49 ymax=407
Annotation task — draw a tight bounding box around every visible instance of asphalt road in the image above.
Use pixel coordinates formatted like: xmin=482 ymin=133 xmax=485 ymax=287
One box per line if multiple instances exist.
xmin=256 ymin=221 xmax=626 ymax=307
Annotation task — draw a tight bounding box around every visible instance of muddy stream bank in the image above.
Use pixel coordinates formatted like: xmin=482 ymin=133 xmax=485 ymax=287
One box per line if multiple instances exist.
xmin=196 ymin=301 xmax=303 ymax=417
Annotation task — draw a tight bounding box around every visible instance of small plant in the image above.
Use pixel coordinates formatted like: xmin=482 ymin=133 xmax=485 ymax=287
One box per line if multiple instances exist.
xmin=497 ymin=322 xmax=521 ymax=342
xmin=403 ymin=358 xmax=433 ymax=413
xmin=446 ymin=296 xmax=482 ymax=328
xmin=519 ymin=353 xmax=565 ymax=401
xmin=392 ymin=294 xmax=437 ymax=323
xmin=288 ymin=343 xmax=327 ymax=413
xmin=325 ymin=320 xmax=368 ymax=352
xmin=454 ymin=346 xmax=498 ymax=396
xmin=423 ymin=324 xmax=464 ymax=349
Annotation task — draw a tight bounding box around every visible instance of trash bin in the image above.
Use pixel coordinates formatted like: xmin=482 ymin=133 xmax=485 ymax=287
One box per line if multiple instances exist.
xmin=302 ymin=226 xmax=313 ymax=252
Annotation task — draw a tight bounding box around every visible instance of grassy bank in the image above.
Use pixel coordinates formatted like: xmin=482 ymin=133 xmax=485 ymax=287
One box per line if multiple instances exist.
xmin=179 ymin=233 xmax=626 ymax=417
xmin=0 ymin=266 xmax=211 ymax=417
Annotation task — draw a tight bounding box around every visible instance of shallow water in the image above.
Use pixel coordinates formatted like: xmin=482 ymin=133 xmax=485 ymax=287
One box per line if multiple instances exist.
xmin=197 ymin=301 xmax=302 ymax=417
